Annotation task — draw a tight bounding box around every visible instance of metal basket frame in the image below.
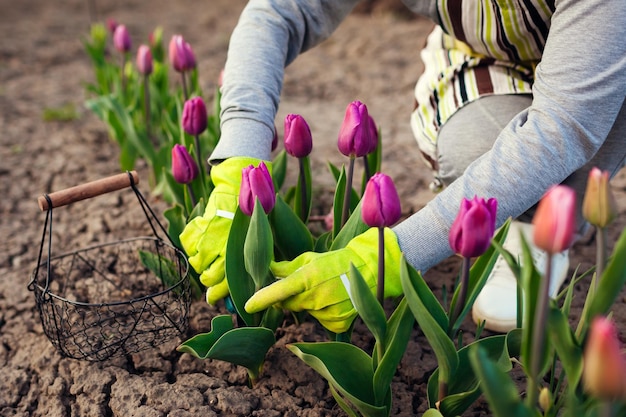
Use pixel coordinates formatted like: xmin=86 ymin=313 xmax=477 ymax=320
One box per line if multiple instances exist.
xmin=28 ymin=172 xmax=191 ymax=361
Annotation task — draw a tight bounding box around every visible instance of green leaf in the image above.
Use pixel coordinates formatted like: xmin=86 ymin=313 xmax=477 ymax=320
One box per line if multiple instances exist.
xmin=423 ymin=410 xmax=445 ymax=417
xmin=373 ymin=298 xmax=414 ymax=406
xmin=547 ymin=303 xmax=583 ymax=388
xmin=270 ymin=194 xmax=314 ymax=261
xmin=138 ymin=249 xmax=184 ymax=293
xmin=400 ymin=258 xmax=458 ymax=392
xmin=244 ymin=199 xmax=274 ymax=289
xmin=585 ymin=226 xmax=626 ymax=327
xmin=225 ymin=208 xmax=257 ymax=326
xmin=428 ymin=333 xmax=520 ymax=415
xmin=469 ymin=345 xmax=536 ymax=417
xmin=330 ymin=200 xmax=368 ymax=251
xmin=293 ymin=156 xmax=313 ymax=223
xmin=345 ymin=265 xmax=387 ymax=351
xmin=271 ymin=149 xmax=288 ymax=190
xmin=288 ymin=342 xmax=388 ymax=416
xmin=178 ymin=315 xmax=275 ymax=377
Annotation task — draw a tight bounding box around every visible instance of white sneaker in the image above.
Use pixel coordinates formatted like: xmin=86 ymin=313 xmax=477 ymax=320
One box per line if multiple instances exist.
xmin=471 ymin=221 xmax=570 ymax=333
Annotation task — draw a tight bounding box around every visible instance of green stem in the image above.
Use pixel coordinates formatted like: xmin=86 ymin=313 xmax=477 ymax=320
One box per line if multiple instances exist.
xmin=595 ymin=226 xmax=607 ymax=289
xmin=181 ymin=71 xmax=189 ymax=101
xmin=298 ymin=157 xmax=308 ymax=222
xmin=194 ymin=134 xmax=204 ymax=175
xmin=120 ymin=54 xmax=127 ymax=97
xmin=186 ymin=183 xmax=197 ymax=209
xmin=143 ymin=75 xmax=153 ymax=145
xmin=527 ymin=252 xmax=553 ymax=409
xmin=341 ymin=157 xmax=355 ymax=228
xmin=600 ymin=401 xmax=614 ymax=417
xmin=377 ymin=227 xmax=385 ymax=305
xmin=362 ymin=155 xmax=371 ymax=184
xmin=449 ymin=257 xmax=470 ymax=335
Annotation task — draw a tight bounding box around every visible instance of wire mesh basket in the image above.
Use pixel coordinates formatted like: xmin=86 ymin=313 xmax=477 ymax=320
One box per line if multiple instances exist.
xmin=28 ymin=171 xmax=191 ymax=361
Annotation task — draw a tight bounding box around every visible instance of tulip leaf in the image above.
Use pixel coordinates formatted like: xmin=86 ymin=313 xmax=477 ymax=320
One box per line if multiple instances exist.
xmin=344 ymin=265 xmax=387 ymax=353
xmin=177 ymin=315 xmax=275 ymax=377
xmin=423 ymin=410 xmax=445 ymax=417
xmin=270 ymin=195 xmax=314 ymax=261
xmin=373 ymin=297 xmax=414 ymax=405
xmin=585 ymin=226 xmax=626 ymax=327
xmin=400 ymin=258 xmax=457 ymax=392
xmin=427 ymin=333 xmax=520 ymax=415
xmin=330 ymin=164 xmax=362 ymax=240
xmin=547 ymin=303 xmax=583 ymax=388
xmin=293 ymin=156 xmax=313 ymax=223
xmin=468 ymin=345 xmax=536 ymax=417
xmin=225 ymin=208 xmax=257 ymax=326
xmin=331 ymin=201 xmax=368 ymax=251
xmin=288 ymin=342 xmax=388 ymax=416
xmin=271 ymin=149 xmax=288 ymax=191
xmin=244 ymin=199 xmax=274 ymax=290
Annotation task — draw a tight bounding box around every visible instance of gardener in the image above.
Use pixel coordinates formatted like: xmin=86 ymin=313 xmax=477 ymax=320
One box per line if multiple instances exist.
xmin=180 ymin=0 xmax=626 ymax=333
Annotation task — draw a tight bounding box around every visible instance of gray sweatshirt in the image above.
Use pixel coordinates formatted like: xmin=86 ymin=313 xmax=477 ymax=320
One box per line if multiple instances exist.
xmin=211 ymin=0 xmax=626 ymax=273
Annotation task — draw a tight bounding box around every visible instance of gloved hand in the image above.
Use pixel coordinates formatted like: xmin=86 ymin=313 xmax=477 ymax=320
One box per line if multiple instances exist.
xmin=180 ymin=156 xmax=270 ymax=304
xmin=244 ymin=227 xmax=404 ymax=333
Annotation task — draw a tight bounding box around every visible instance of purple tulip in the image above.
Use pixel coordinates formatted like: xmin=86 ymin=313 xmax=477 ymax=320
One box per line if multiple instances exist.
xmin=239 ymin=162 xmax=275 ymax=216
xmin=449 ymin=196 xmax=498 ymax=258
xmin=136 ymin=45 xmax=153 ymax=75
xmin=182 ymin=97 xmax=208 ymax=136
xmin=168 ymin=34 xmax=196 ymax=72
xmin=337 ymin=100 xmax=372 ymax=158
xmin=284 ymin=114 xmax=313 ymax=158
xmin=361 ymin=173 xmax=401 ymax=228
xmin=113 ymin=24 xmax=131 ymax=53
xmin=171 ymin=144 xmax=199 ymax=184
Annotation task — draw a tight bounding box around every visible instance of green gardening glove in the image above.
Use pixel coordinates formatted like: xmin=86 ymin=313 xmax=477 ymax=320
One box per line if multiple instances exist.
xmin=180 ymin=157 xmax=270 ymax=305
xmin=244 ymin=227 xmax=403 ymax=333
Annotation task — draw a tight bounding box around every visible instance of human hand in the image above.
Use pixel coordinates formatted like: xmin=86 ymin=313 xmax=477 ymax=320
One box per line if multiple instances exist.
xmin=180 ymin=157 xmax=270 ymax=304
xmin=244 ymin=227 xmax=404 ymax=333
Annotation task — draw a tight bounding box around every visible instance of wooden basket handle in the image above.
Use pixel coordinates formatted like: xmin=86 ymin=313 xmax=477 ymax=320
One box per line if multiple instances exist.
xmin=38 ymin=171 xmax=139 ymax=211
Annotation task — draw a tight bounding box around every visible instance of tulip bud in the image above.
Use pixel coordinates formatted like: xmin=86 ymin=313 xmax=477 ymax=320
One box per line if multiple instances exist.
xmin=149 ymin=26 xmax=165 ymax=62
xmin=284 ymin=114 xmax=313 ymax=158
xmin=182 ymin=97 xmax=208 ymax=136
xmin=583 ymin=317 xmax=626 ymax=400
xmin=361 ymin=173 xmax=402 ymax=228
xmin=582 ymin=167 xmax=618 ymax=228
xmin=171 ymin=144 xmax=199 ymax=184
xmin=113 ymin=24 xmax=131 ymax=53
xmin=106 ymin=18 xmax=118 ymax=35
xmin=449 ymin=196 xmax=498 ymax=258
xmin=168 ymin=34 xmax=196 ymax=72
xmin=239 ymin=162 xmax=275 ymax=216
xmin=532 ymin=185 xmax=576 ymax=254
xmin=136 ymin=45 xmax=153 ymax=75
xmin=337 ymin=100 xmax=372 ymax=157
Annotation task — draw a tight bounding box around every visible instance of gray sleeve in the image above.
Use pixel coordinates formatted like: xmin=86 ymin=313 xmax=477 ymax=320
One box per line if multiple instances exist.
xmin=394 ymin=0 xmax=626 ymax=272
xmin=210 ymin=0 xmax=360 ymax=163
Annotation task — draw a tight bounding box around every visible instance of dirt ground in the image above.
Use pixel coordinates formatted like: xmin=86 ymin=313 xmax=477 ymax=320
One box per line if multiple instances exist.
xmin=2 ymin=0 xmax=626 ymax=416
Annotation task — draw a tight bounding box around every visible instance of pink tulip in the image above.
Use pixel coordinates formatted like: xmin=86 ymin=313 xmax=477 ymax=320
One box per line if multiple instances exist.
xmin=168 ymin=34 xmax=196 ymax=72
xmin=113 ymin=24 xmax=131 ymax=53
xmin=449 ymin=196 xmax=498 ymax=258
xmin=136 ymin=45 xmax=153 ymax=75
xmin=106 ymin=18 xmax=118 ymax=35
xmin=337 ymin=100 xmax=372 ymax=158
xmin=532 ymin=185 xmax=576 ymax=254
xmin=361 ymin=173 xmax=402 ymax=228
xmin=182 ymin=97 xmax=208 ymax=136
xmin=583 ymin=317 xmax=626 ymax=400
xmin=239 ymin=162 xmax=275 ymax=216
xmin=583 ymin=167 xmax=618 ymax=228
xmin=171 ymin=144 xmax=199 ymax=184
xmin=284 ymin=114 xmax=313 ymax=158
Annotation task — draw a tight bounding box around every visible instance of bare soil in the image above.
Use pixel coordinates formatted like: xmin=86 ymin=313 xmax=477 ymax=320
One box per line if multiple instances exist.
xmin=2 ymin=0 xmax=626 ymax=416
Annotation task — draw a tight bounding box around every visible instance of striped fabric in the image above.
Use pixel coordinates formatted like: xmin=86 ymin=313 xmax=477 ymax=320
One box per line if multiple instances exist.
xmin=411 ymin=0 xmax=555 ymax=171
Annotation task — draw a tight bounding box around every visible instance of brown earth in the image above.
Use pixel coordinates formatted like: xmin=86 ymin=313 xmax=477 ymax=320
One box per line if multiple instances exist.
xmin=2 ymin=0 xmax=626 ymax=416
